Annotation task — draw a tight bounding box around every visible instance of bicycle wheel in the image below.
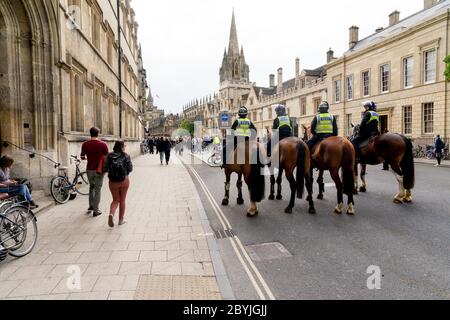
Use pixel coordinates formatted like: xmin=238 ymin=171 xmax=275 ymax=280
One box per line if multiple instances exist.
xmin=75 ymin=171 xmax=89 ymax=196
xmin=50 ymin=176 xmax=71 ymax=204
xmin=1 ymin=205 xmax=38 ymax=257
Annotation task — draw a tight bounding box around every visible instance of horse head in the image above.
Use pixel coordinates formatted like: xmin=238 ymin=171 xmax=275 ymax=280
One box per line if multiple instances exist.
xmin=349 ymin=124 xmax=360 ymax=141
xmin=301 ymin=125 xmax=312 ymax=142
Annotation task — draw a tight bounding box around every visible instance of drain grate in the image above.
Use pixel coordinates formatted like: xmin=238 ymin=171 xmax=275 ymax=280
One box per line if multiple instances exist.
xmin=214 ymin=229 xmax=236 ymax=240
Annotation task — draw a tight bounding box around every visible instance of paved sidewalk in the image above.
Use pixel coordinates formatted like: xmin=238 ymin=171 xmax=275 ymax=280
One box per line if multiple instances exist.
xmin=0 ymin=155 xmax=230 ymax=300
xmin=414 ymin=158 xmax=450 ymax=168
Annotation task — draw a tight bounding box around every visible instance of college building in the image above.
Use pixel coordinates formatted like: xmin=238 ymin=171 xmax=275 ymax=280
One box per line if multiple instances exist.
xmin=0 ymin=0 xmax=149 ymax=190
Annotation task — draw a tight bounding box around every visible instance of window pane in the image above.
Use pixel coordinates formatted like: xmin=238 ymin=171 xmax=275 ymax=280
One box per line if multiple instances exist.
xmin=423 ymin=103 xmax=434 ymax=134
xmin=347 ymin=76 xmax=353 ymax=100
xmin=381 ymin=64 xmax=389 ymax=93
xmin=335 ymin=80 xmax=341 ymax=103
xmin=403 ymin=105 xmax=412 ymax=135
xmin=362 ymin=71 xmax=370 ymax=96
xmin=424 ymin=49 xmax=436 ymax=83
xmin=404 ymin=57 xmax=413 ymax=88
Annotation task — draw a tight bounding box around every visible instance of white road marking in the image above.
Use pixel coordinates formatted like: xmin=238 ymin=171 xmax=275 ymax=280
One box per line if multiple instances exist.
xmin=181 ymin=157 xmax=276 ymax=300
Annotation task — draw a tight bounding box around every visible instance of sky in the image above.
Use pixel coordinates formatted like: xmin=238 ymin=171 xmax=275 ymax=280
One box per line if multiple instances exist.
xmin=132 ymin=0 xmax=424 ymax=115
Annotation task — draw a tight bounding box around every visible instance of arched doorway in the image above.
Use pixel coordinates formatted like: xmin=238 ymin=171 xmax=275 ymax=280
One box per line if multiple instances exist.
xmin=0 ymin=0 xmax=59 ymax=179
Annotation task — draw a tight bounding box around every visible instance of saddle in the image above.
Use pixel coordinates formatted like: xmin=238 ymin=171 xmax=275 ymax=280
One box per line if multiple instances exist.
xmin=358 ymin=133 xmax=379 ymax=150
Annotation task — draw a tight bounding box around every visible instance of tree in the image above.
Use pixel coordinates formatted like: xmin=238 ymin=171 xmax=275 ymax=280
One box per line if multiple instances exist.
xmin=178 ymin=119 xmax=194 ymax=137
xmin=444 ymin=55 xmax=450 ymax=82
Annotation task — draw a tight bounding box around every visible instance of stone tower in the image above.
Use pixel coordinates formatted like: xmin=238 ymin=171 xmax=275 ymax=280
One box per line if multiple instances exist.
xmin=218 ymin=10 xmax=252 ymax=116
xmin=219 ymin=10 xmax=250 ymax=84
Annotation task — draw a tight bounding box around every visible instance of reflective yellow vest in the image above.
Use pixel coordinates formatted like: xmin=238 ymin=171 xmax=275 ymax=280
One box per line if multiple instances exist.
xmin=278 ymin=116 xmax=292 ymax=130
xmin=367 ymin=111 xmax=379 ymax=124
xmin=316 ymin=113 xmax=334 ymax=134
xmin=213 ymin=137 xmax=221 ymax=145
xmin=235 ymin=118 xmax=251 ymax=137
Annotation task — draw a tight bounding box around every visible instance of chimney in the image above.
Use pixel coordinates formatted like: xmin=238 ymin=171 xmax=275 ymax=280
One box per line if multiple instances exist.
xmin=295 ymin=58 xmax=300 ymax=77
xmin=269 ymin=74 xmax=275 ymax=87
xmin=375 ymin=27 xmax=384 ymax=33
xmin=424 ymin=0 xmax=438 ymax=9
xmin=389 ymin=11 xmax=400 ymax=26
xmin=277 ymin=68 xmax=283 ymax=93
xmin=349 ymin=26 xmax=359 ymax=49
xmin=327 ymin=48 xmax=334 ymax=63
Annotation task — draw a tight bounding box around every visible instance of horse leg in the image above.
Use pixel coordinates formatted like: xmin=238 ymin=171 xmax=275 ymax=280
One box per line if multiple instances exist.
xmin=354 ymin=163 xmax=359 ymax=195
xmin=276 ymin=168 xmax=283 ymax=200
xmin=222 ymin=171 xmax=231 ymax=206
xmin=247 ymin=201 xmax=259 ymax=218
xmin=285 ymin=171 xmax=296 ymax=214
xmin=359 ymin=164 xmax=367 ymax=193
xmin=317 ymin=170 xmax=325 ymax=200
xmin=305 ymin=170 xmax=316 ymax=214
xmin=391 ymin=163 xmax=405 ymax=204
xmin=236 ymin=173 xmax=244 ymax=205
xmin=269 ymin=174 xmax=276 ymax=201
xmin=330 ymin=169 xmax=344 ymax=214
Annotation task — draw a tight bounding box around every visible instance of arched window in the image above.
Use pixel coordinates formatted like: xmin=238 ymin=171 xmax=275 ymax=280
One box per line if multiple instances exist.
xmin=94 ymin=87 xmax=102 ymax=132
xmin=71 ymin=74 xmax=84 ymax=132
xmin=233 ymin=61 xmax=239 ymax=78
xmin=108 ymin=98 xmax=114 ymax=135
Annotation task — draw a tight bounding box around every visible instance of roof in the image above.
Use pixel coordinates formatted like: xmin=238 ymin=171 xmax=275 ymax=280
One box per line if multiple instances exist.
xmin=304 ymin=66 xmax=326 ymax=77
xmin=347 ymin=0 xmax=450 ymax=54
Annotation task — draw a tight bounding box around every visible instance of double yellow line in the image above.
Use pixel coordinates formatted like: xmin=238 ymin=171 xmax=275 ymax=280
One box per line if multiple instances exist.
xmin=182 ymin=159 xmax=276 ymax=300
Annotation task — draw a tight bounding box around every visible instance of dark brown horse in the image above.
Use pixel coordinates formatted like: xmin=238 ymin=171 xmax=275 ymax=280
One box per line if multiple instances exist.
xmin=303 ymin=126 xmax=356 ymax=215
xmin=221 ymin=140 xmax=266 ymax=217
xmin=350 ymin=125 xmax=415 ymax=203
xmin=268 ymin=137 xmax=316 ymax=214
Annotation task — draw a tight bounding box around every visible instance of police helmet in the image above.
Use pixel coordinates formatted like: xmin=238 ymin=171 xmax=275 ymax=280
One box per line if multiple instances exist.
xmin=274 ymin=104 xmax=287 ymax=116
xmin=363 ymin=101 xmax=377 ymax=111
xmin=318 ymin=101 xmax=330 ymax=113
xmin=238 ymin=106 xmax=248 ymax=118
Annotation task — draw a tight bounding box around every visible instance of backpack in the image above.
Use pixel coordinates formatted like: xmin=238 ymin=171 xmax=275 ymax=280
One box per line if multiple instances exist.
xmin=108 ymin=156 xmax=127 ymax=182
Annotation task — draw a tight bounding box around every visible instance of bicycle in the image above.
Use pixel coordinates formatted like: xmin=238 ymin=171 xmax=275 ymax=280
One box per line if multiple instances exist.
xmin=0 ymin=196 xmax=38 ymax=261
xmin=208 ymin=145 xmax=222 ymax=165
xmin=50 ymin=155 xmax=89 ymax=204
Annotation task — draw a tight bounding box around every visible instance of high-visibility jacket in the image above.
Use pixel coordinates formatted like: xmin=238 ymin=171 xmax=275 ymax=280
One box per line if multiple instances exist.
xmin=234 ymin=118 xmax=252 ymax=137
xmin=213 ymin=137 xmax=221 ymax=145
xmin=316 ymin=113 xmax=334 ymax=134
xmin=278 ymin=116 xmax=292 ymax=130
xmin=367 ymin=111 xmax=379 ymax=124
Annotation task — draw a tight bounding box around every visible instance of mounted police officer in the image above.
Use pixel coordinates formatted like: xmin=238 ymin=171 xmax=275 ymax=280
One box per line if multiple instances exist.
xmin=272 ymin=104 xmax=293 ymax=141
xmin=351 ymin=101 xmax=380 ymax=161
xmin=223 ymin=106 xmax=257 ymax=165
xmin=307 ymin=101 xmax=338 ymax=153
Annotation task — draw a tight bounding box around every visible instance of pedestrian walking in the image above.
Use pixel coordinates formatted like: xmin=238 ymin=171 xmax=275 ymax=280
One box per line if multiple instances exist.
xmin=164 ymin=137 xmax=172 ymax=165
xmin=81 ymin=127 xmax=109 ymax=217
xmin=435 ymin=134 xmax=445 ymax=167
xmin=157 ymin=137 xmax=164 ymax=165
xmin=148 ymin=138 xmax=155 ymax=154
xmin=103 ymin=141 xmax=133 ymax=228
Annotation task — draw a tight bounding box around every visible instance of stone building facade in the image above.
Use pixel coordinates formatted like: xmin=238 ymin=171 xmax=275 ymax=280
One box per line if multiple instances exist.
xmin=0 ymin=0 xmax=148 ymax=190
xmin=183 ymin=0 xmax=450 ymax=145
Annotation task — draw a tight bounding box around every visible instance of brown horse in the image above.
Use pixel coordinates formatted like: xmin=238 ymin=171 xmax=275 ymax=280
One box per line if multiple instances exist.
xmin=350 ymin=125 xmax=415 ymax=204
xmin=221 ymin=140 xmax=266 ymax=217
xmin=303 ymin=126 xmax=356 ymax=215
xmin=268 ymin=137 xmax=316 ymax=214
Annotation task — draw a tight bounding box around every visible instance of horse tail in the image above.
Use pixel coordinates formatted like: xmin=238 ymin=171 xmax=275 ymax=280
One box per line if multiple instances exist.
xmin=400 ymin=136 xmax=415 ymax=190
xmin=296 ymin=141 xmax=306 ymax=199
xmin=342 ymin=142 xmax=356 ymax=196
xmin=249 ymin=145 xmax=265 ymax=202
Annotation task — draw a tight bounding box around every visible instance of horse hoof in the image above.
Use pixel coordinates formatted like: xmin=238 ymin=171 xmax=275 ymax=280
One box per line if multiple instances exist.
xmin=285 ymin=207 xmax=293 ymax=214
xmin=317 ymin=194 xmax=324 ymax=200
xmin=222 ymin=199 xmax=229 ymax=206
xmin=359 ymin=187 xmax=367 ymax=193
xmin=247 ymin=211 xmax=259 ymax=218
xmin=393 ymin=198 xmax=403 ymax=204
xmin=347 ymin=210 xmax=356 ymax=216
xmin=276 ymin=195 xmax=283 ymax=200
xmin=237 ymin=198 xmax=244 ymax=205
xmin=268 ymin=195 xmax=275 ymax=201
xmin=403 ymin=197 xmax=413 ymax=203
xmin=354 ymin=189 xmax=359 ymax=195
xmin=309 ymin=207 xmax=317 ymax=215
xmin=334 ymin=209 xmax=343 ymax=215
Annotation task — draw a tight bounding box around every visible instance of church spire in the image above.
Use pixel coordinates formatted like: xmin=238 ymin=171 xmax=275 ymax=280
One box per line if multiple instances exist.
xmin=228 ymin=9 xmax=239 ymax=56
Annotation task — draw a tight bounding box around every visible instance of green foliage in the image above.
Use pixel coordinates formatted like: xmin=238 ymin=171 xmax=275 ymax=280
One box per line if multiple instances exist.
xmin=444 ymin=55 xmax=450 ymax=82
xmin=178 ymin=119 xmax=194 ymax=136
